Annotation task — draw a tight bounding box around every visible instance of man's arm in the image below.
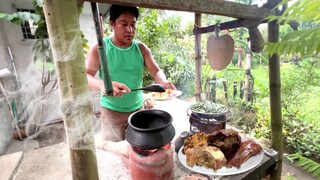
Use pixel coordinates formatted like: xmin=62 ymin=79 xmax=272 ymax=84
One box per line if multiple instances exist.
xmin=85 ymin=43 xmax=131 ymax=96
xmin=139 ymin=42 xmax=176 ymax=90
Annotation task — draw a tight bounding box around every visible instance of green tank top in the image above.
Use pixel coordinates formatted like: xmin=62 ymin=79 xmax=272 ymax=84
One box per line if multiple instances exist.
xmin=98 ymin=37 xmax=144 ymax=112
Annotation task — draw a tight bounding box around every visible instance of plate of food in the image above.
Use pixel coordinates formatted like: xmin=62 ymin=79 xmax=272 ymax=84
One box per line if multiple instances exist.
xmin=148 ymin=89 xmax=182 ymax=101
xmin=177 ymin=129 xmax=264 ymax=176
xmin=178 ymin=148 xmax=264 ymax=176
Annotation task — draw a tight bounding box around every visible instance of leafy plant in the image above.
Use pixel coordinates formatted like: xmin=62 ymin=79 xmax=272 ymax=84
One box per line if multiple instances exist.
xmin=135 ymin=9 xmax=195 ymax=97
xmin=286 ymin=153 xmax=320 ymax=178
xmin=0 ymin=12 xmax=40 ymax=25
xmin=265 ymin=0 xmax=320 ymax=57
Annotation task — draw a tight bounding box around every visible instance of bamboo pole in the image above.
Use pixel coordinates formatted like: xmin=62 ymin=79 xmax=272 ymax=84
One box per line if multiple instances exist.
xmin=195 ymin=13 xmax=202 ymax=102
xmin=268 ymin=0 xmax=282 ymax=179
xmin=42 ymin=1 xmax=99 ymax=179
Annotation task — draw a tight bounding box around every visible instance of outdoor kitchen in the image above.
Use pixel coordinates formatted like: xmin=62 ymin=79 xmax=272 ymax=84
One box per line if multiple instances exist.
xmin=0 ymin=97 xmax=279 ymax=179
xmin=1 ymin=0 xmax=318 ymax=180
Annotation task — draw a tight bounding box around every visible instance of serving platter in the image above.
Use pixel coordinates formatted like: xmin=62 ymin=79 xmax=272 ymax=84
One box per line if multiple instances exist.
xmin=178 ymin=147 xmax=264 ymax=176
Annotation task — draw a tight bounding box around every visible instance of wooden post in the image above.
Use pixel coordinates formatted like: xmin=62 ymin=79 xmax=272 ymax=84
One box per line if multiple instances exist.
xmin=237 ymin=47 xmax=243 ymax=67
xmin=239 ymin=81 xmax=244 ymax=99
xmin=195 ymin=13 xmax=202 ymax=102
xmin=42 ymin=1 xmax=99 ymax=179
xmin=223 ymin=80 xmax=228 ymax=99
xmin=233 ymin=81 xmax=237 ymax=98
xmin=210 ymin=74 xmax=217 ymax=103
xmin=268 ymin=0 xmax=282 ymax=179
xmin=268 ymin=13 xmax=283 ymax=180
xmin=243 ymin=53 xmax=252 ymax=101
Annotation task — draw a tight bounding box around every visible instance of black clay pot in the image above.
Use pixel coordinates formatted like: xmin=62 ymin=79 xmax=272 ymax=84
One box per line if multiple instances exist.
xmin=125 ymin=109 xmax=175 ymax=150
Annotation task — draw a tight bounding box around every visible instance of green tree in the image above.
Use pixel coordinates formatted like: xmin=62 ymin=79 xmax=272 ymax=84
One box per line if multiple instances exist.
xmin=264 ymin=0 xmax=320 ymax=177
xmin=265 ymin=0 xmax=320 ymax=57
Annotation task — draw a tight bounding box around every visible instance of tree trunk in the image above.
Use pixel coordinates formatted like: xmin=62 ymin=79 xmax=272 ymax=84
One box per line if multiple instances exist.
xmin=268 ymin=0 xmax=283 ymax=179
xmin=243 ymin=53 xmax=252 ymax=102
xmin=195 ymin=13 xmax=202 ymax=102
xmin=42 ymin=1 xmax=99 ymax=180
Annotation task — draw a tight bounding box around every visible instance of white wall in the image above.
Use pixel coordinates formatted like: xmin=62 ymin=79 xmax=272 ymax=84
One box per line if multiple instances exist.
xmin=0 ymin=98 xmax=13 ymax=154
xmin=0 ymin=0 xmax=103 ymax=154
xmin=0 ymin=0 xmax=35 ymax=154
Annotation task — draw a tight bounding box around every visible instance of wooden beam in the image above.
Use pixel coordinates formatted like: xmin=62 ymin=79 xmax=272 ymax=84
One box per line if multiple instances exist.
xmin=88 ymin=0 xmax=272 ymax=19
xmin=193 ymin=19 xmax=268 ymax=35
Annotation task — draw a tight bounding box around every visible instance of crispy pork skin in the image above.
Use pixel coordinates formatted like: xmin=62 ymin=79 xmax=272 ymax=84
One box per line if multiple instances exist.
xmin=183 ymin=132 xmax=208 ymax=154
xmin=227 ymin=139 xmax=262 ymax=168
xmin=185 ymin=145 xmax=227 ymax=171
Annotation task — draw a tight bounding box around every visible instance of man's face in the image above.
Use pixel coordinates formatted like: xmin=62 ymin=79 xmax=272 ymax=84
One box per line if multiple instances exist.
xmin=110 ymin=12 xmax=137 ymax=46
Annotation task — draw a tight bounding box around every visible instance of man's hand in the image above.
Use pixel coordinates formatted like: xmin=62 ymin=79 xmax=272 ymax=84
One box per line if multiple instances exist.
xmin=99 ymin=81 xmax=131 ymax=97
xmin=161 ymin=79 xmax=176 ymax=90
xmin=112 ymin=81 xmax=131 ymax=97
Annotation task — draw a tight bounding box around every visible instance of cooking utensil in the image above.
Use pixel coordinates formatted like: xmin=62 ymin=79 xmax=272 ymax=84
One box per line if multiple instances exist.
xmin=188 ymin=108 xmax=231 ymax=121
xmin=125 ymin=109 xmax=175 ymax=150
xmin=131 ymin=84 xmax=166 ymax=92
xmin=91 ymin=3 xmax=113 ymax=96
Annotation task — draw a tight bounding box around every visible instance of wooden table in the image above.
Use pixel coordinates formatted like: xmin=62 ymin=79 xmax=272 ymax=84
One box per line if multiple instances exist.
xmin=155 ymin=98 xmax=279 ymax=180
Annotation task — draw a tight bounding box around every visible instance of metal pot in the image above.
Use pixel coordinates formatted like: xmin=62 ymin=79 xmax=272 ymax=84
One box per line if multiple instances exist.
xmin=187 ymin=108 xmax=232 ymax=122
xmin=125 ymin=109 xmax=175 ymax=150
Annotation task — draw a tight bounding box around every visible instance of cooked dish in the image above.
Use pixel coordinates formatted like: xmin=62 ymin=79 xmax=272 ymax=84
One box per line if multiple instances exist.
xmin=190 ymin=101 xmax=228 ymax=114
xmin=150 ymin=89 xmax=181 ymax=100
xmin=182 ymin=129 xmax=263 ymax=172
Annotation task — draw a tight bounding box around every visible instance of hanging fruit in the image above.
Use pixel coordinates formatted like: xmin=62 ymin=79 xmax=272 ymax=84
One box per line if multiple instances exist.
xmin=207 ymin=24 xmax=235 ymax=70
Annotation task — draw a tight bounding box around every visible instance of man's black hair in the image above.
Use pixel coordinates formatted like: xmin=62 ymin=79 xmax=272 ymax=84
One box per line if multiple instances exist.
xmin=108 ymin=5 xmax=140 ymax=22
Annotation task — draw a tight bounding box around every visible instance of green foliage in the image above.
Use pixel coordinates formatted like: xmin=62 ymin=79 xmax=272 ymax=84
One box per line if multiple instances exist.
xmin=287 ymin=153 xmax=320 ymax=178
xmin=281 ymin=60 xmax=320 ymax=117
xmin=270 ymin=0 xmax=320 ymax=23
xmin=0 ymin=12 xmax=40 ymax=25
xmin=135 ymin=9 xmax=195 ymax=97
xmin=265 ymin=0 xmax=320 ymax=57
xmin=265 ymin=27 xmax=320 ymax=57
xmin=228 ymin=62 xmax=320 ymax=161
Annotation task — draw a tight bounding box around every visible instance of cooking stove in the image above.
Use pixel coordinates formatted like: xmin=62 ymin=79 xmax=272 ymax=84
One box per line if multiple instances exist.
xmin=128 ymin=143 xmax=174 ymax=180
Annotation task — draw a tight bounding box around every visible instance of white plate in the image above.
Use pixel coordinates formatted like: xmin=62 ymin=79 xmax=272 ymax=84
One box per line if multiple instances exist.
xmin=148 ymin=90 xmax=182 ymax=101
xmin=178 ymin=147 xmax=264 ymax=176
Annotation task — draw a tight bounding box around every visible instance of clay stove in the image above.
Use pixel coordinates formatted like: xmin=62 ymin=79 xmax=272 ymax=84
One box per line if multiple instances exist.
xmin=128 ymin=143 xmax=174 ymax=180
xmin=125 ymin=109 xmax=175 ymax=180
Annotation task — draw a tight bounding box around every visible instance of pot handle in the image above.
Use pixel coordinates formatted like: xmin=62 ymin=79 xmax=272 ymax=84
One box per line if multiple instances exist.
xmin=187 ymin=108 xmax=205 ymax=120
xmin=187 ymin=108 xmax=192 ymax=116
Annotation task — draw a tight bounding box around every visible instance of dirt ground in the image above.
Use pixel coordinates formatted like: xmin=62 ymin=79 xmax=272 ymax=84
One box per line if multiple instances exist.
xmin=3 ymin=120 xmax=317 ymax=180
